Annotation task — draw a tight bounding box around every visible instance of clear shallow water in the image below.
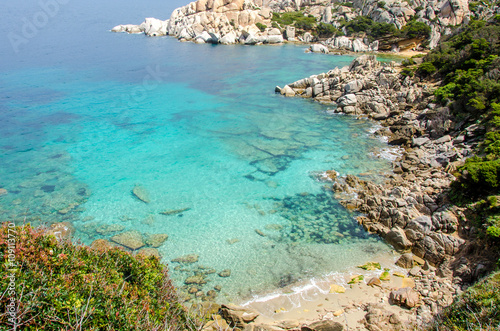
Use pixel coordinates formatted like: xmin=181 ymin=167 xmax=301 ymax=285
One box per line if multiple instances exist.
xmin=1 ymin=0 xmax=397 ymax=303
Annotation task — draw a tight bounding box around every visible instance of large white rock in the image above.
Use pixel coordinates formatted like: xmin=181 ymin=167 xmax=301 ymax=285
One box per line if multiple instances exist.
xmin=337 ymin=94 xmax=358 ymax=106
xmin=310 ymin=44 xmax=329 ymax=53
xmin=303 ymin=32 xmax=314 ymax=42
xmin=344 ymin=80 xmax=364 ymax=93
xmin=333 ymin=36 xmax=352 ymax=49
xmin=142 ymin=18 xmax=168 ymax=36
xmin=267 ymin=35 xmax=284 ymax=44
xmin=220 ymin=31 xmax=238 ymax=44
xmin=285 ymin=26 xmax=295 ymax=40
xmin=111 ymin=24 xmax=144 ymax=34
xmin=352 ymin=39 xmax=368 ymax=52
xmin=281 ymin=85 xmax=295 ymax=97
xmin=195 ymin=30 xmax=213 ymax=43
xmin=268 ymin=28 xmax=282 ymax=36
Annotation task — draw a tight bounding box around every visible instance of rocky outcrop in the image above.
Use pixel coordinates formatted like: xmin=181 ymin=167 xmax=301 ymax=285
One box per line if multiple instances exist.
xmin=277 ymin=55 xmax=428 ymax=118
xmin=277 ymin=55 xmax=481 ymax=276
xmin=390 ymin=287 xmax=421 ymax=308
xmin=112 ymin=0 xmax=475 ymax=48
xmin=112 ymin=0 xmax=285 ymax=45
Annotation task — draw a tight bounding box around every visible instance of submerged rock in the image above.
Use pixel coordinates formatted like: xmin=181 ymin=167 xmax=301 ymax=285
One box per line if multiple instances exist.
xmin=159 ymin=207 xmax=191 ymax=216
xmin=255 ymin=229 xmax=266 ymax=237
xmin=145 ymin=233 xmax=168 ymax=247
xmin=95 ymin=224 xmax=125 ymax=235
xmin=90 ymin=239 xmax=113 ymax=251
xmin=218 ymin=269 xmax=231 ymax=278
xmin=111 ymin=230 xmax=145 ymax=250
xmin=132 ymin=185 xmax=150 ymax=203
xmin=172 ymin=254 xmax=199 ymax=264
xmin=184 ymin=275 xmax=207 ymax=285
xmin=141 ymin=214 xmax=156 ymax=226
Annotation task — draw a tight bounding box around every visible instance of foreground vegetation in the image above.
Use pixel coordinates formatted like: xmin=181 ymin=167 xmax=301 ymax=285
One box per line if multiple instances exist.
xmin=411 ymin=16 xmax=500 ymax=242
xmin=410 ymin=15 xmax=500 ymax=330
xmin=430 ymin=272 xmax=500 ymax=330
xmin=0 ymin=224 xmax=201 ymax=330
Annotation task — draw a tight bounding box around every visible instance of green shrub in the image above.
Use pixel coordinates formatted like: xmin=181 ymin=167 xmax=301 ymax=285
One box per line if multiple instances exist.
xmin=377 ymin=1 xmax=386 ymax=8
xmin=271 ymin=11 xmax=316 ymax=27
xmin=399 ymin=19 xmax=431 ymax=39
xmin=462 ymin=157 xmax=500 ymax=192
xmin=402 ymin=58 xmax=415 ymax=66
xmin=341 ymin=16 xmax=397 ymax=41
xmin=433 ymin=272 xmax=500 ymax=330
xmin=469 ymin=1 xmax=480 ymax=13
xmin=316 ymin=23 xmax=341 ymax=37
xmin=256 ymin=22 xmax=267 ymax=32
xmin=401 ymin=68 xmax=415 ymax=77
xmin=415 ymin=5 xmax=424 ymax=12
xmin=487 ymin=225 xmax=500 ymax=238
xmin=0 ymin=224 xmax=201 ymax=330
xmin=418 ymin=61 xmax=437 ymax=75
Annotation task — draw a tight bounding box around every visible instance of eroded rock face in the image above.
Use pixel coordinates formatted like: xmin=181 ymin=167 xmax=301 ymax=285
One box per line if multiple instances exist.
xmin=363 ymin=303 xmax=406 ymax=331
xmin=219 ymin=304 xmax=260 ymax=329
xmin=112 ymin=0 xmax=286 ymax=45
xmin=280 ymin=55 xmax=471 ymax=276
xmin=112 ymin=0 xmax=474 ymax=49
xmin=390 ymin=287 xmax=420 ymax=308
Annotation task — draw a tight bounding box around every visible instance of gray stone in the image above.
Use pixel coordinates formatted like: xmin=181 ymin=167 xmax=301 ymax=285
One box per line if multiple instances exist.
xmin=390 ymin=287 xmax=420 ymax=308
xmin=310 ymin=44 xmax=329 ymax=53
xmin=285 ymin=26 xmax=296 ymax=40
xmin=337 ymin=94 xmax=357 ymax=106
xmin=407 ymin=216 xmax=433 ymax=234
xmin=396 ymin=253 xmax=414 ymax=269
xmin=412 ymin=136 xmax=430 ymax=147
xmin=302 ymin=320 xmax=343 ymax=331
xmin=386 ymin=227 xmax=412 ymax=251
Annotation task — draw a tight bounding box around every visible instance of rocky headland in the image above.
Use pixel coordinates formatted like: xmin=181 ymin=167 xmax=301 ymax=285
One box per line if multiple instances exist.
xmin=266 ymin=54 xmax=495 ymax=329
xmin=108 ymin=0 xmax=497 ymax=51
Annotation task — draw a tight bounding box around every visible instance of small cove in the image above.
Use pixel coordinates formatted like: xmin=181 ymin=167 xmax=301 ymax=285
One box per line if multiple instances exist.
xmin=0 ymin=0 xmax=401 ymax=304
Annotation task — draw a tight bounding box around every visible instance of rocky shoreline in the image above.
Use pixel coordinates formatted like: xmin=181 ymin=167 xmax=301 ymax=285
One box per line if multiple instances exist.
xmin=254 ymin=54 xmax=492 ymax=330
xmin=40 ymin=56 xmax=487 ymax=331
xmin=110 ymin=0 xmax=477 ymax=52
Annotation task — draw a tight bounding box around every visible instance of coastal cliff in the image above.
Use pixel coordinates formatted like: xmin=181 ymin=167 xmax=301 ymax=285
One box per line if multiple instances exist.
xmin=109 ymin=0 xmax=495 ymax=50
xmin=271 ymin=13 xmax=500 ymax=327
xmin=278 ymin=54 xmax=487 ymax=278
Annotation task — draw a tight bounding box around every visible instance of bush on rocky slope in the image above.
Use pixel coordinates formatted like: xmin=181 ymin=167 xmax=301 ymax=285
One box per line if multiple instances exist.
xmin=420 ymin=17 xmax=500 ymax=204
xmin=429 ymin=272 xmax=500 ymax=330
xmin=0 ymin=223 xmax=201 ymax=330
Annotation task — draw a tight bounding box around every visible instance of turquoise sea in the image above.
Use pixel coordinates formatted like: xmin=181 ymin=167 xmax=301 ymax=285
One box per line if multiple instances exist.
xmin=1 ymin=0 xmax=398 ymax=303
